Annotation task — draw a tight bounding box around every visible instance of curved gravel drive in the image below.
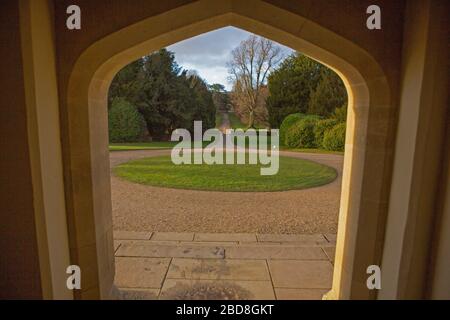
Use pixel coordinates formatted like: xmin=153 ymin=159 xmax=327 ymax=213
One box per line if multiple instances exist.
xmin=110 ymin=149 xmax=343 ymax=234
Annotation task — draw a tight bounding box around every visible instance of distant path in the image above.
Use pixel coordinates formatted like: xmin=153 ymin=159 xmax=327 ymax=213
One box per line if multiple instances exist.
xmin=218 ymin=112 xmax=231 ymax=133
xmin=110 ymin=149 xmax=343 ymax=234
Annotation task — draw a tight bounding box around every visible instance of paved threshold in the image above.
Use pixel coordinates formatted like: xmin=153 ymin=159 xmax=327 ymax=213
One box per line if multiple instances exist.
xmin=114 ymin=231 xmax=336 ymax=300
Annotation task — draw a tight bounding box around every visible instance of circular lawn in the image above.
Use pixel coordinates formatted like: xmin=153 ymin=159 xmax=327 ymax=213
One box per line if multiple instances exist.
xmin=113 ymin=154 xmax=337 ymax=192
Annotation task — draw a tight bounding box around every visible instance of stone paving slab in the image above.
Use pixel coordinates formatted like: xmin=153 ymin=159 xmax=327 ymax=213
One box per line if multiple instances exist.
xmin=268 ymin=260 xmax=333 ymax=289
xmin=275 ymin=288 xmax=329 ymax=300
xmin=179 ymin=241 xmax=239 ymax=246
xmin=195 ymin=233 xmax=257 ymax=242
xmin=116 ymin=241 xmax=225 ymax=259
xmin=240 ymin=241 xmax=334 ymax=247
xmin=257 ymin=233 xmax=327 ymax=244
xmin=113 ymin=232 xmax=336 ymax=300
xmin=167 ymin=258 xmax=270 ymax=281
xmin=114 ymin=231 xmax=152 ymax=240
xmin=135 ymin=240 xmax=239 ymax=246
xmin=139 ymin=240 xmax=185 ymax=246
xmin=324 ymin=233 xmax=337 ymax=243
xmin=239 ymin=241 xmax=282 ymax=245
xmin=152 ymin=232 xmax=194 ymax=241
xmin=114 ymin=257 xmax=170 ymax=288
xmin=159 ymin=279 xmax=275 ymax=300
xmin=225 ymin=245 xmax=327 ymax=260
xmin=322 ymin=246 xmax=335 ymax=264
xmin=118 ymin=288 xmax=160 ymax=300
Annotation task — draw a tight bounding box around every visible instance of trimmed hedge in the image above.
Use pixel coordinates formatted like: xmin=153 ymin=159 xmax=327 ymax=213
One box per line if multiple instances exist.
xmin=279 ymin=112 xmax=346 ymax=151
xmin=285 ymin=117 xmax=320 ymax=148
xmin=323 ymin=122 xmax=346 ymax=151
xmin=314 ymin=118 xmax=339 ymax=148
xmin=108 ymin=98 xmax=146 ymax=143
xmin=279 ymin=113 xmax=305 ymax=146
xmin=333 ymin=105 xmax=347 ymax=122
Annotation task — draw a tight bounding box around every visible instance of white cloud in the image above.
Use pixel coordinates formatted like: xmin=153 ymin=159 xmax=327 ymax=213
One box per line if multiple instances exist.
xmin=167 ymin=27 xmax=293 ymax=90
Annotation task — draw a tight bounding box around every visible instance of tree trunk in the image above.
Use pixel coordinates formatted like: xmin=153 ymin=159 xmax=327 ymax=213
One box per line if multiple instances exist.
xmin=247 ymin=110 xmax=255 ymax=129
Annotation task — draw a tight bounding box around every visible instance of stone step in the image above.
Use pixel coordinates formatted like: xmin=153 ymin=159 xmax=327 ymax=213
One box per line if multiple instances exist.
xmin=113 ymin=231 xmax=336 ymax=245
xmin=115 ymin=241 xmax=225 ymax=259
xmin=225 ymin=245 xmax=327 ymax=260
xmin=167 ymin=258 xmax=271 ymax=281
xmin=115 ymin=257 xmax=170 ymax=288
xmin=116 ymin=238 xmax=335 ymax=248
xmin=256 ymin=233 xmax=328 ymax=244
xmin=115 ymin=240 xmax=329 ymax=260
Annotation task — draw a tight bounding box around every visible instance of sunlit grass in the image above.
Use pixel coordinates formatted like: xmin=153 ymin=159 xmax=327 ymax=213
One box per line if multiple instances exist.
xmin=113 ymin=154 xmax=337 ymax=192
xmin=109 ymin=142 xmax=177 ymax=151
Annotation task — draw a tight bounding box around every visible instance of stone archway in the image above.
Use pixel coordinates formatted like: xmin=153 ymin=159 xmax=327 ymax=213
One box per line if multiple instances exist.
xmin=64 ymin=0 xmax=392 ymax=299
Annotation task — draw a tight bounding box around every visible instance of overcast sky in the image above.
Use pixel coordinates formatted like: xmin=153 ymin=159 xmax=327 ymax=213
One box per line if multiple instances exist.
xmin=167 ymin=27 xmax=294 ymax=91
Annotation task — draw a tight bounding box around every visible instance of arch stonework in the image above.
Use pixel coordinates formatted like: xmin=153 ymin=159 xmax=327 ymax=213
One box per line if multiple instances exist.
xmin=65 ymin=0 xmax=392 ymax=299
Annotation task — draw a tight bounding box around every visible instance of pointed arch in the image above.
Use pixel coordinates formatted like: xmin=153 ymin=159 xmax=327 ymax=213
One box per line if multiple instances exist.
xmin=65 ymin=0 xmax=392 ymax=299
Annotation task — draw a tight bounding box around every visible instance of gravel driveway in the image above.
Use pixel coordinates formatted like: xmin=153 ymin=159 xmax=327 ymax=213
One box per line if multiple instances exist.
xmin=110 ymin=149 xmax=343 ymax=234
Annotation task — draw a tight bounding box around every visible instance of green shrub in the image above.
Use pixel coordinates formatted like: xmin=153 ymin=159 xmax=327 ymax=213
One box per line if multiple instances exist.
xmin=333 ymin=104 xmax=347 ymax=122
xmin=279 ymin=113 xmax=305 ymax=145
xmin=314 ymin=118 xmax=339 ymax=147
xmin=108 ymin=98 xmax=146 ymax=143
xmin=322 ymin=122 xmax=346 ymax=151
xmin=279 ymin=113 xmax=322 ymax=145
xmin=285 ymin=117 xmax=320 ymax=148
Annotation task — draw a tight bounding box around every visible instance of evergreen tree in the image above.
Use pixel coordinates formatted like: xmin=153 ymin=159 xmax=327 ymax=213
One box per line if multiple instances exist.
xmin=136 ymin=49 xmax=182 ymax=138
xmin=108 ymin=98 xmax=146 ymax=142
xmin=308 ymin=68 xmax=347 ymax=116
xmin=266 ymin=52 xmax=347 ymax=127
xmin=209 ymin=83 xmax=230 ymax=113
xmin=108 ymin=49 xmax=216 ymax=140
xmin=108 ymin=59 xmax=144 ymax=106
xmin=266 ymin=53 xmax=323 ymax=127
xmin=188 ymin=73 xmax=216 ymax=130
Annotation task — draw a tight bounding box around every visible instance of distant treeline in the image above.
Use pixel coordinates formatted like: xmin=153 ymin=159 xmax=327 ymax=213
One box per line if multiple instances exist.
xmin=266 ymin=52 xmax=347 ymax=128
xmin=108 ymin=49 xmax=215 ymax=142
xmin=108 ymin=39 xmax=348 ymax=144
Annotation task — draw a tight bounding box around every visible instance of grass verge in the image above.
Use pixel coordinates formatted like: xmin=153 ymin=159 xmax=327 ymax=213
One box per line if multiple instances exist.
xmin=113 ymin=154 xmax=337 ymax=192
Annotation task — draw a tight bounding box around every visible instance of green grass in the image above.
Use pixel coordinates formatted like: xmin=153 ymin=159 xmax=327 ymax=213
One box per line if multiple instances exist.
xmin=110 ymin=141 xmax=215 ymax=151
xmin=280 ymin=147 xmax=344 ymax=155
xmin=109 ymin=142 xmax=177 ymax=151
xmin=228 ymin=112 xmax=268 ymax=130
xmin=113 ymin=154 xmax=337 ymax=192
xmin=215 ymin=113 xmax=223 ymax=128
xmin=109 ymin=141 xmax=344 ymax=156
xmin=228 ymin=112 xmax=246 ymax=129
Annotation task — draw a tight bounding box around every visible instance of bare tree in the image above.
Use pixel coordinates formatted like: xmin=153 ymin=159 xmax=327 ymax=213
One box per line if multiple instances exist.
xmin=227 ymin=35 xmax=283 ymax=128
